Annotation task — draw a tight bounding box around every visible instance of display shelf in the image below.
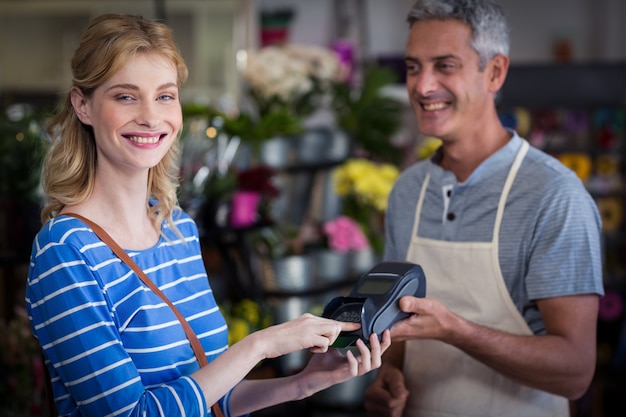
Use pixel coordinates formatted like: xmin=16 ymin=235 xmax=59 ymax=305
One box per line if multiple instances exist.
xmin=262 ymin=276 xmax=358 ymax=298
xmin=498 ymin=63 xmax=626 ymax=109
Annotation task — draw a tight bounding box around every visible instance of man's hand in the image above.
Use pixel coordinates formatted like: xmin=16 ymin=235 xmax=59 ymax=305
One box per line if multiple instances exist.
xmin=364 ymin=364 xmax=409 ymax=417
xmin=390 ymin=296 xmax=460 ymax=342
xmin=388 ymin=294 xmax=600 ymax=399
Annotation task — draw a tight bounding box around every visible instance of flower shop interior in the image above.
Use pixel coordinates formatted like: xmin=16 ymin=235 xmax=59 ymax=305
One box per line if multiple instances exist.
xmin=0 ymin=0 xmax=625 ymax=416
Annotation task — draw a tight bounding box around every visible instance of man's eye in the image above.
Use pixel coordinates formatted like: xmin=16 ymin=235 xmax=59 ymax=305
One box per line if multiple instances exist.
xmin=405 ymin=63 xmax=419 ymax=73
xmin=437 ymin=62 xmax=457 ymax=71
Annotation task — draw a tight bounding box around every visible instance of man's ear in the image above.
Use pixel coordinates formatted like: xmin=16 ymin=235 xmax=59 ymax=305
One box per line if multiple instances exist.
xmin=487 ymin=54 xmax=510 ymax=94
xmin=70 ymin=87 xmax=92 ymax=126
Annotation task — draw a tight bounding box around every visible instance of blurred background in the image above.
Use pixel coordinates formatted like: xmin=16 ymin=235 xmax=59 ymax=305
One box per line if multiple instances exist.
xmin=0 ymin=1 xmax=624 ymax=416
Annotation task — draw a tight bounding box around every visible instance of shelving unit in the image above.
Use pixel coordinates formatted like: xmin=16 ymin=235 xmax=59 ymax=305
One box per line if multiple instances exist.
xmin=191 ymin=129 xmax=386 ymax=392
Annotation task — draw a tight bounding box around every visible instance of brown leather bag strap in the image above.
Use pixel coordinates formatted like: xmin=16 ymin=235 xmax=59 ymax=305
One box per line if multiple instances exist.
xmin=65 ymin=213 xmax=226 ymax=416
xmin=64 ymin=213 xmax=224 ymax=417
xmin=212 ymin=402 xmax=226 ymax=417
xmin=64 ymin=213 xmax=208 ymax=367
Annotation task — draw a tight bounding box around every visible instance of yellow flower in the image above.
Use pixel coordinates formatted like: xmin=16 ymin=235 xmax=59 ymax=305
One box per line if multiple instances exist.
xmin=417 ymin=137 xmax=442 ymax=160
xmin=379 ymin=164 xmax=400 ymax=180
xmin=333 ymin=158 xmax=399 ymax=212
xmin=228 ymin=318 xmax=250 ymax=345
xmin=233 ymin=299 xmax=261 ymax=325
xmin=222 ymin=299 xmax=271 ymax=346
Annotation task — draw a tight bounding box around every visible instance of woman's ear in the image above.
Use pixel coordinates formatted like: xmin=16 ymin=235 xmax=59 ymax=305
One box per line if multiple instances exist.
xmin=487 ymin=54 xmax=510 ymax=94
xmin=70 ymin=87 xmax=92 ymax=126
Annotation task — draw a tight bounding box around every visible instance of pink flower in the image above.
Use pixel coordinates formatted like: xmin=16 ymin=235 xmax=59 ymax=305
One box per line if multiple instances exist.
xmin=323 ymin=216 xmax=369 ymax=252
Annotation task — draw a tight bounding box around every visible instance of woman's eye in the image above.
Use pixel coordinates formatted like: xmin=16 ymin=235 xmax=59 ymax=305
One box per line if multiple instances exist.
xmin=116 ymin=94 xmax=134 ymax=102
xmin=158 ymin=94 xmax=176 ymax=101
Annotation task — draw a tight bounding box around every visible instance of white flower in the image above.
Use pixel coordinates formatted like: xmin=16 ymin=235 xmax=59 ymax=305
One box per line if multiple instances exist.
xmin=241 ymin=44 xmax=345 ymax=111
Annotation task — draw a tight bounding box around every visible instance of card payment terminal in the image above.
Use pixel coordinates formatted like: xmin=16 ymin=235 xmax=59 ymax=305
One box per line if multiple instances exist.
xmin=322 ymin=261 xmax=426 ymax=348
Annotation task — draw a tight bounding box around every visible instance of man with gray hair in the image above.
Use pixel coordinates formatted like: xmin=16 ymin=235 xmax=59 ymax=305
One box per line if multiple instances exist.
xmin=365 ymin=1 xmax=604 ymax=416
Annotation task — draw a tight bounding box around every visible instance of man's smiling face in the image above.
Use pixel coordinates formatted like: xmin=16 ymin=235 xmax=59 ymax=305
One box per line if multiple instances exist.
xmin=405 ymin=19 xmax=495 ymax=142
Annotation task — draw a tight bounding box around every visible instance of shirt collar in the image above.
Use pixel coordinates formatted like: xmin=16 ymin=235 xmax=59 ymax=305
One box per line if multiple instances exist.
xmin=427 ymin=129 xmax=523 ymax=186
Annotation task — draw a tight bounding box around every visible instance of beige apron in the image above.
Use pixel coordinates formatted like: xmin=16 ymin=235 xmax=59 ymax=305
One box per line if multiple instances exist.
xmin=403 ymin=140 xmax=569 ymax=417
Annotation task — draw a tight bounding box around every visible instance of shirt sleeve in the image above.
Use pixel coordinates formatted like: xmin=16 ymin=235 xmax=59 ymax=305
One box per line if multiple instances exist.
xmin=525 ymin=173 xmax=604 ymax=300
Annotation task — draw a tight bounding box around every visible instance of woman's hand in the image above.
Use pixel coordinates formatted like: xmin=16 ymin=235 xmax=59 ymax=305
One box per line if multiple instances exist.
xmin=224 ymin=327 xmax=391 ymax=415
xmin=249 ymin=313 xmax=362 ymax=360
xmin=294 ymin=329 xmax=391 ymax=399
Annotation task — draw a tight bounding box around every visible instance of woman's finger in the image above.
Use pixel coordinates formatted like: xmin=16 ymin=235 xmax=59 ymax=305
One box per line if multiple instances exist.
xmin=309 ymin=334 xmax=331 ymax=353
xmin=345 ymin=349 xmax=358 ymax=376
xmin=355 ymin=338 xmax=372 ymax=374
xmin=368 ymin=333 xmax=382 ymax=369
xmin=338 ymin=321 xmax=361 ymax=332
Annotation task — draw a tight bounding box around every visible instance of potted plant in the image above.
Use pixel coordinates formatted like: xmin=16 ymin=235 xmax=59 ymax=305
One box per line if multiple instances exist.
xmin=182 ymin=103 xmax=302 ymax=153
xmin=241 ymin=44 xmax=347 ymax=165
xmin=242 ymin=43 xmax=345 ymax=121
xmin=331 ymin=65 xmax=405 ymax=166
xmin=249 ymin=221 xmax=318 ymax=292
xmin=316 ymin=215 xmax=369 ymax=283
xmin=229 ymin=165 xmax=279 ymax=228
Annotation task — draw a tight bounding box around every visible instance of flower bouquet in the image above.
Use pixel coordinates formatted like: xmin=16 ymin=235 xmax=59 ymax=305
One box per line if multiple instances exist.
xmin=316 ymin=215 xmax=371 ymax=283
xmin=322 ymin=215 xmax=369 ymax=253
xmin=242 ymin=43 xmax=346 ymax=120
xmin=229 ymin=165 xmax=279 ymax=228
xmin=333 ymin=158 xmax=400 ymax=255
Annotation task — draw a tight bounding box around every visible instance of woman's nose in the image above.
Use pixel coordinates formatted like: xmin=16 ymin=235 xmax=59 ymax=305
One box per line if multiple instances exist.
xmin=137 ymin=101 xmax=161 ymax=127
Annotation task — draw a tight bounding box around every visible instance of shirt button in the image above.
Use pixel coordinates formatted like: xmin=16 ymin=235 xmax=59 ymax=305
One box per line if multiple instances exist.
xmin=447 ymin=212 xmax=456 ymax=221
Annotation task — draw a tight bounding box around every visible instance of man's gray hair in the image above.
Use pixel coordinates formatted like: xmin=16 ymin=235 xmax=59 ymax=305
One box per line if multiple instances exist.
xmin=407 ymin=0 xmax=510 ymax=70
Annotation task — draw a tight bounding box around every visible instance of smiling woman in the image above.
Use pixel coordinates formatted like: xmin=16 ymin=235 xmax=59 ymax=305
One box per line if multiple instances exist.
xmin=40 ymin=13 xmax=189 ymax=235
xmin=26 ymin=13 xmax=389 ymax=417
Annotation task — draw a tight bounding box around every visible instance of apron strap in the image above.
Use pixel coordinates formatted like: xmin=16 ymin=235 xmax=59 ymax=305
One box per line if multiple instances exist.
xmin=492 ymin=140 xmax=529 ymax=242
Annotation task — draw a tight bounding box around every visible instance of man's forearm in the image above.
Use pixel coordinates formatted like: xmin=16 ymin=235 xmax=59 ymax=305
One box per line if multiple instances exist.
xmin=446 ymin=304 xmax=596 ymax=399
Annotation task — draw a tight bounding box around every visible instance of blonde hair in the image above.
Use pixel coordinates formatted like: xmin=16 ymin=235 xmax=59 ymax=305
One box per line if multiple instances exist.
xmin=41 ymin=14 xmax=188 ymax=235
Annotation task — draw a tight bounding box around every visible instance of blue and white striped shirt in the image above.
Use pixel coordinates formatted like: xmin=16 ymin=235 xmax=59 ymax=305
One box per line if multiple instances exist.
xmin=26 ymin=212 xmax=232 ymax=417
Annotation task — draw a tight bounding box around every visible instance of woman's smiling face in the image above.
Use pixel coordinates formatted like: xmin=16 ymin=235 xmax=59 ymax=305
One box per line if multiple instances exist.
xmin=72 ymin=52 xmax=182 ymax=176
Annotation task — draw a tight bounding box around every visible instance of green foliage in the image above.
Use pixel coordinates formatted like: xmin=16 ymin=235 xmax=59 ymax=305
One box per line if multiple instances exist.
xmin=182 ymin=103 xmax=303 ymax=152
xmin=0 ymin=114 xmax=48 ymax=203
xmin=250 ymin=224 xmax=302 ymax=258
xmin=332 ymin=65 xmax=404 ymax=165
xmin=202 ymin=169 xmax=237 ymax=202
xmin=223 ymin=108 xmax=303 ymax=151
